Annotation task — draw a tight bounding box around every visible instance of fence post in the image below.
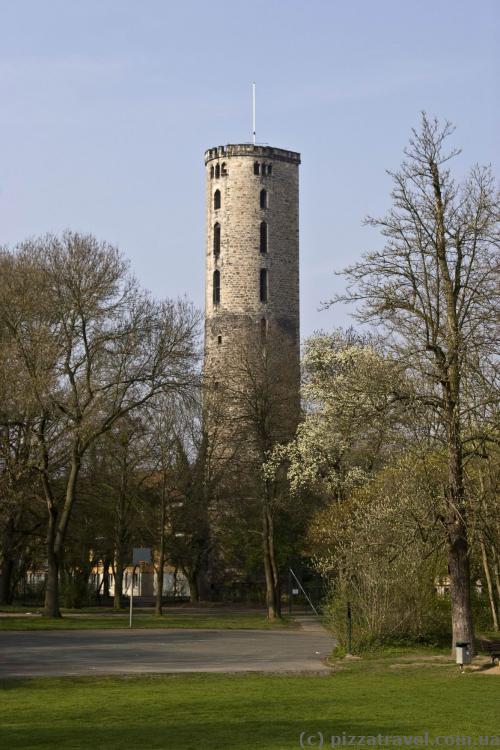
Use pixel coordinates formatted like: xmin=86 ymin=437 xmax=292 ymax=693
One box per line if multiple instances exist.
xmin=347 ymin=601 xmax=352 ymax=655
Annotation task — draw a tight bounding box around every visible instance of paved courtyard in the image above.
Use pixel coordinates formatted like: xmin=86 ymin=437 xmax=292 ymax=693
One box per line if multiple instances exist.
xmin=0 ymin=623 xmax=334 ymax=678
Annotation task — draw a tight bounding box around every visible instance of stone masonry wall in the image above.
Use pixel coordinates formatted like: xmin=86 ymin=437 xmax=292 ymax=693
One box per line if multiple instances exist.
xmin=203 ymin=144 xmax=300 ymax=426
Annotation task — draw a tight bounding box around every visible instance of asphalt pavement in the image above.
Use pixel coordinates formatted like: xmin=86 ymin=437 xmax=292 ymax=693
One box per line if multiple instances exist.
xmin=0 ymin=622 xmax=334 ymax=678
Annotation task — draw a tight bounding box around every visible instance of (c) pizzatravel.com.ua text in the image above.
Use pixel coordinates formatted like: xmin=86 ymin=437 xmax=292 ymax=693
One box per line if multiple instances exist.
xmin=298 ymin=732 xmax=500 ymax=748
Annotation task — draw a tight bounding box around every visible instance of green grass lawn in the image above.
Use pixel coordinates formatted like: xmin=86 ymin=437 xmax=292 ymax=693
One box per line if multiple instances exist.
xmin=0 ymin=612 xmax=293 ymax=631
xmin=0 ymin=656 xmax=497 ymax=750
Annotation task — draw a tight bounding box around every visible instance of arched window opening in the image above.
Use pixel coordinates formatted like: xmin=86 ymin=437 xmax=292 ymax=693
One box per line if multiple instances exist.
xmin=260 ymin=189 xmax=267 ymax=209
xmin=213 ymin=223 xmax=221 ymax=257
xmin=210 ymin=165 xmax=214 ymax=179
xmin=267 ymin=164 xmax=273 ymax=175
xmin=215 ymin=164 xmax=220 ymax=178
xmin=259 ymin=269 xmax=268 ymax=302
xmin=221 ymin=162 xmax=227 ymax=175
xmin=214 ymin=189 xmax=221 ymax=210
xmin=213 ymin=270 xmax=220 ymax=304
xmin=260 ymin=221 xmax=267 ymax=254
xmin=254 ymin=161 xmax=260 ymax=175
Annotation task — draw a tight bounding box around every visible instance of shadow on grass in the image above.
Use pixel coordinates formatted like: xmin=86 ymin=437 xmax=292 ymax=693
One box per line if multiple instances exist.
xmin=0 ymin=669 xmax=498 ymax=749
xmin=0 ymin=614 xmax=294 ymax=632
xmin=0 ymin=719 xmax=426 ymax=750
xmin=0 ymin=678 xmax=34 ymax=691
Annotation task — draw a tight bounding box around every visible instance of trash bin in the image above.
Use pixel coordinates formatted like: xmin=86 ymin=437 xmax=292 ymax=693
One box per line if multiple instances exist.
xmin=456 ymin=641 xmax=472 ymax=666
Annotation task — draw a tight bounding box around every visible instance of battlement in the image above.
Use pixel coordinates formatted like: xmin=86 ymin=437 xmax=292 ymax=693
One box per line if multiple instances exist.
xmin=204 ymin=143 xmax=300 ymax=165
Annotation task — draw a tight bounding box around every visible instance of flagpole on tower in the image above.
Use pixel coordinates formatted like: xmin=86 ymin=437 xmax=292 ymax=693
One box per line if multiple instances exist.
xmin=252 ymin=81 xmax=256 ymax=145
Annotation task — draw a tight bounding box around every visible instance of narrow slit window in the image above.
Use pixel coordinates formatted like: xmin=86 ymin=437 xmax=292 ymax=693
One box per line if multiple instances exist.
xmin=210 ymin=166 xmax=214 ymax=179
xmin=213 ymin=270 xmax=220 ymax=304
xmin=217 ymin=335 xmax=222 ymax=345
xmin=259 ymin=269 xmax=268 ymax=302
xmin=260 ymin=189 xmax=267 ymax=209
xmin=260 ymin=221 xmax=267 ymax=254
xmin=214 ymin=189 xmax=221 ymax=210
xmin=215 ymin=164 xmax=220 ymax=178
xmin=221 ymin=162 xmax=227 ymax=175
xmin=213 ymin=223 xmax=221 ymax=257
xmin=254 ymin=161 xmax=260 ymax=175
xmin=267 ymin=164 xmax=272 ymax=175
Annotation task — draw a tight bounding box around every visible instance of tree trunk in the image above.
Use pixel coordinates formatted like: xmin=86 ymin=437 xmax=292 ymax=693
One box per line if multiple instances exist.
xmin=262 ymin=546 xmax=276 ymax=618
xmin=262 ymin=506 xmax=280 ymax=619
xmin=0 ymin=516 xmax=17 ymax=604
xmin=0 ymin=556 xmax=14 ymax=605
xmin=491 ymin=545 xmax=500 ymax=617
xmin=188 ymin=571 xmax=199 ymax=603
xmin=448 ymin=522 xmax=474 ymax=650
xmin=155 ymin=563 xmax=166 ymax=616
xmin=267 ymin=508 xmax=281 ymax=617
xmin=480 ymin=541 xmax=499 ymax=631
xmin=44 ymin=550 xmax=61 ymax=617
xmin=113 ymin=459 xmax=129 ymax=610
xmin=155 ymin=561 xmax=165 ymax=616
xmin=114 ymin=551 xmax=124 ymax=609
xmin=43 ymin=505 xmax=61 ymax=617
xmin=445 ymin=430 xmax=473 ymax=652
xmin=42 ymin=448 xmax=81 ymax=618
xmin=173 ymin=567 xmax=178 ymax=599
xmin=103 ymin=560 xmax=111 ymax=598
xmin=39 ymin=421 xmax=60 ymax=618
xmin=155 ymin=475 xmax=167 ymax=616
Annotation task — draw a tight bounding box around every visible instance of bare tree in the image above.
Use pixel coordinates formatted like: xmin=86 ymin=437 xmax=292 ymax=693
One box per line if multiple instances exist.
xmin=142 ymin=395 xmax=188 ymax=615
xmin=214 ymin=325 xmax=299 ymax=618
xmin=93 ymin=417 xmax=152 ymax=610
xmin=0 ymin=298 xmax=45 ymax=603
xmin=0 ymin=422 xmax=44 ymax=604
xmin=0 ymin=232 xmax=200 ymax=617
xmin=333 ymin=114 xmax=500 ymax=651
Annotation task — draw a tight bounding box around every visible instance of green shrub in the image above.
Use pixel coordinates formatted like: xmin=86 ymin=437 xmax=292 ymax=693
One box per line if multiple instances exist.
xmin=324 ymin=572 xmax=451 ymax=653
xmin=60 ymin=573 xmax=93 ymax=609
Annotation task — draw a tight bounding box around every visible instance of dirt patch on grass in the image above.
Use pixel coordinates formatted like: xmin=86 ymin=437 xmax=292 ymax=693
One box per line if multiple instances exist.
xmin=470 ymin=663 xmax=500 ymax=675
xmin=396 ymin=654 xmax=450 ymax=662
xmin=389 ymin=661 xmax=450 ymax=669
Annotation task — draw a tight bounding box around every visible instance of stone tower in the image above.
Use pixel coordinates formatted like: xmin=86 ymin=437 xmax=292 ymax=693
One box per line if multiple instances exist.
xmin=204 ymin=143 xmax=301 ymax=445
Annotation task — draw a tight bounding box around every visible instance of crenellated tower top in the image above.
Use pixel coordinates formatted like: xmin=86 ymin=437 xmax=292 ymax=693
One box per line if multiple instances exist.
xmin=204 ymin=143 xmax=300 ymax=165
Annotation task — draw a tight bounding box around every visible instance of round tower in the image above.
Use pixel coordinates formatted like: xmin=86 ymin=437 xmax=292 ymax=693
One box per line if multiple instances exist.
xmin=204 ymin=143 xmax=301 ymax=442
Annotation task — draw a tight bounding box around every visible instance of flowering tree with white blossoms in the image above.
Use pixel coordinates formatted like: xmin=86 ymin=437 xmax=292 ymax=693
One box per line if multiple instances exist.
xmin=265 ymin=330 xmax=405 ymax=500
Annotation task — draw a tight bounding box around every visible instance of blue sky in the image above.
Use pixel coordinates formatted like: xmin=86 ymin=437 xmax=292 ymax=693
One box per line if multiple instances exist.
xmin=1 ymin=1 xmax=499 ymax=337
